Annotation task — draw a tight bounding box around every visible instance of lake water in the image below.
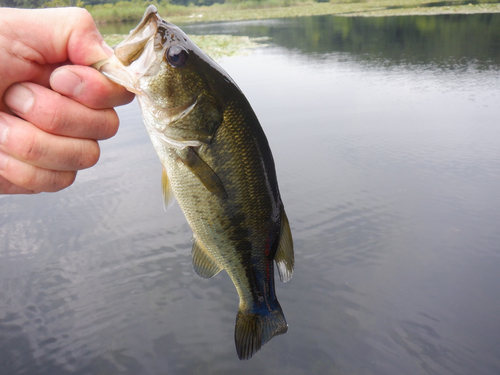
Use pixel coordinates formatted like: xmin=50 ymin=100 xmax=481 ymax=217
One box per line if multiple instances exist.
xmin=2 ymin=13 xmax=500 ymax=375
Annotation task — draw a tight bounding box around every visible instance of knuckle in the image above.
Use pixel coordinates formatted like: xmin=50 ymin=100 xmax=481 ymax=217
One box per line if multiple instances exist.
xmin=0 ymin=175 xmax=35 ymax=195
xmin=43 ymin=104 xmax=65 ymax=135
xmin=16 ymin=168 xmax=40 ymax=191
xmin=15 ymin=131 xmax=44 ymax=163
xmin=66 ymin=8 xmax=93 ymax=25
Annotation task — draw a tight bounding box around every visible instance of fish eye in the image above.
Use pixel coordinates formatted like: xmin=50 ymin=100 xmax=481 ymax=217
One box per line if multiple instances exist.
xmin=166 ymin=45 xmax=189 ymax=68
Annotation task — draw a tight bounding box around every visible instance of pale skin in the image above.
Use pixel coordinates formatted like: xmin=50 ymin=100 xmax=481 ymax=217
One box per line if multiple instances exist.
xmin=0 ymin=7 xmax=135 ymax=194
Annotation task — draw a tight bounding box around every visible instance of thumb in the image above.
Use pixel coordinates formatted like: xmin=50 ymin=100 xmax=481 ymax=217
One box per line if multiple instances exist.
xmin=62 ymin=8 xmax=114 ymax=65
xmin=4 ymin=8 xmax=112 ymax=66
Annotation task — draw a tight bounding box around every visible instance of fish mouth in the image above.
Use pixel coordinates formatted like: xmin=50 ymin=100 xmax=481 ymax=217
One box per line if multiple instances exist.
xmin=92 ymin=5 xmax=162 ymax=93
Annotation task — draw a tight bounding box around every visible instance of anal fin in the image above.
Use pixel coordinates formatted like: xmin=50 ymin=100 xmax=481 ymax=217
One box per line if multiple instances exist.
xmin=192 ymin=237 xmax=223 ymax=278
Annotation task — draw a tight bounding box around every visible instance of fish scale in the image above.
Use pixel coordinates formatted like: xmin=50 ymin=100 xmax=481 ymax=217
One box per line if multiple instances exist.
xmin=95 ymin=5 xmax=294 ymax=360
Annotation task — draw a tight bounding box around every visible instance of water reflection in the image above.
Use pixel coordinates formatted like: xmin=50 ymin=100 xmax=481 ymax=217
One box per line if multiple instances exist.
xmin=420 ymin=0 xmax=500 ymax=6
xmin=182 ymin=13 xmax=500 ymax=68
xmin=3 ymin=13 xmax=500 ymax=375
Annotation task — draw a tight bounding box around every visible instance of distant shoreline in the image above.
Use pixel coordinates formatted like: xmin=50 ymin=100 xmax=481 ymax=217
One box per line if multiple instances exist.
xmin=100 ymin=0 xmax=500 ymax=59
xmin=89 ymin=0 xmax=500 ymax=25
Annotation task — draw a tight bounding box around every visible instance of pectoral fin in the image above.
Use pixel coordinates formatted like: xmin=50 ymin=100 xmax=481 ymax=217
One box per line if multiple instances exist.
xmin=192 ymin=237 xmax=223 ymax=278
xmin=161 ymin=166 xmax=176 ymax=210
xmin=180 ymin=147 xmax=228 ymax=199
xmin=274 ymin=210 xmax=294 ymax=283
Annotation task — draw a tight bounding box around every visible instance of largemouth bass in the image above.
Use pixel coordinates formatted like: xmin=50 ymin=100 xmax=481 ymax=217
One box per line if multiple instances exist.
xmin=95 ymin=5 xmax=294 ymax=360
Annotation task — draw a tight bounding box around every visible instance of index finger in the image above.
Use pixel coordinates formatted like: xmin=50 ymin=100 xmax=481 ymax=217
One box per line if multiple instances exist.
xmin=5 ymin=83 xmax=119 ymax=140
xmin=50 ymin=65 xmax=135 ymax=109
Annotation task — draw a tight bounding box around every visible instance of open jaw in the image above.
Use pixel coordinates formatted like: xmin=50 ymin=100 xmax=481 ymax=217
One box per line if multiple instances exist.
xmin=92 ymin=5 xmax=162 ymax=94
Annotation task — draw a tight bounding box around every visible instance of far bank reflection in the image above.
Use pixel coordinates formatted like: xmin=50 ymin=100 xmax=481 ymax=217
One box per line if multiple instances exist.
xmin=181 ymin=13 xmax=500 ymax=69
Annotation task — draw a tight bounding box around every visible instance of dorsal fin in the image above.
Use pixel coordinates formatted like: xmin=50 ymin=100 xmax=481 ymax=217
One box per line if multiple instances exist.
xmin=192 ymin=237 xmax=223 ymax=278
xmin=274 ymin=210 xmax=294 ymax=283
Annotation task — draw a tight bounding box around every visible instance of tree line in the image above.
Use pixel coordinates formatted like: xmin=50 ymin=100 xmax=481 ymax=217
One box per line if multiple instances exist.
xmin=1 ymin=0 xmax=235 ymax=8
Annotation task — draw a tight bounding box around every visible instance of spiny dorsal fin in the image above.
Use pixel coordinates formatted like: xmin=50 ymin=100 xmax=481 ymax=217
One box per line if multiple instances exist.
xmin=192 ymin=237 xmax=223 ymax=279
xmin=161 ymin=166 xmax=175 ymax=211
xmin=179 ymin=147 xmax=228 ymax=199
xmin=275 ymin=210 xmax=294 ymax=283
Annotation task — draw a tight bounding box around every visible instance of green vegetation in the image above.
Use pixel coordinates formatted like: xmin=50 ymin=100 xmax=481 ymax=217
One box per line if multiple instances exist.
xmin=99 ymin=2 xmax=500 ymax=64
xmin=88 ymin=0 xmax=500 ymax=24
xmin=87 ymin=1 xmax=193 ymax=23
xmin=249 ymin=13 xmax=500 ymax=68
xmin=3 ymin=0 xmax=500 ymax=23
xmin=189 ymin=35 xmax=268 ymax=60
xmin=103 ymin=33 xmax=268 ymax=60
xmin=4 ymin=0 xmax=499 ymax=60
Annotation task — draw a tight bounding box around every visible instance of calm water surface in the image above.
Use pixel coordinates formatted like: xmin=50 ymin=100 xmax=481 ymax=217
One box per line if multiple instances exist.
xmin=2 ymin=14 xmax=500 ymax=375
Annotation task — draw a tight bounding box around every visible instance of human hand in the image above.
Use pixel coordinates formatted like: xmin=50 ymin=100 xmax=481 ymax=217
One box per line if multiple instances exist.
xmin=0 ymin=7 xmax=135 ymax=194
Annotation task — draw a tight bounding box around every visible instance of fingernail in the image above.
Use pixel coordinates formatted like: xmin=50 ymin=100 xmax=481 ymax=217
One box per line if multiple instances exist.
xmin=0 ymin=150 xmax=9 ymax=171
xmin=51 ymin=68 xmax=84 ymax=98
xmin=5 ymin=84 xmax=34 ymax=115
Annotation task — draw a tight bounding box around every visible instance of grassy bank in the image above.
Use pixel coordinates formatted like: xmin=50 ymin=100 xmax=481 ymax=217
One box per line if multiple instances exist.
xmin=97 ymin=0 xmax=500 ymax=59
xmin=88 ymin=0 xmax=500 ymax=24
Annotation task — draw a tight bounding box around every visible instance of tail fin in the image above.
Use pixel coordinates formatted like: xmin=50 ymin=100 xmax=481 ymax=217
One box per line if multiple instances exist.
xmin=234 ymin=303 xmax=288 ymax=360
